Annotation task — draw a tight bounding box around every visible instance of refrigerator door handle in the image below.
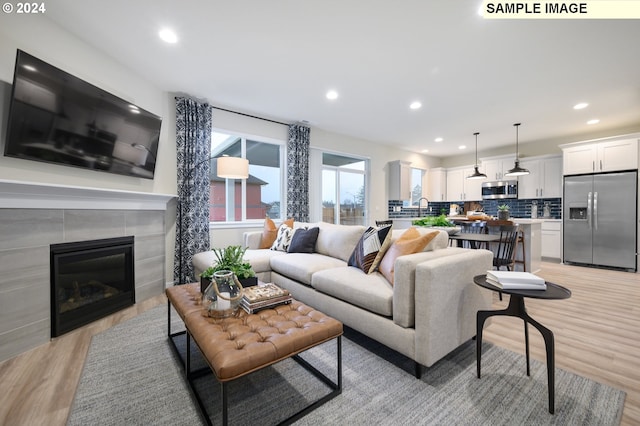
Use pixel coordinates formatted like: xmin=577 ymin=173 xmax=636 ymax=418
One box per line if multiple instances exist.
xmin=587 ymin=191 xmax=592 ymax=228
xmin=594 ymin=191 xmax=598 ymax=230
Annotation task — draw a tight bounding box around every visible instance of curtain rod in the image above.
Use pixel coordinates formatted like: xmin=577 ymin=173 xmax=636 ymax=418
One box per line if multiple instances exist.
xmin=174 ymin=95 xmax=308 ymax=127
xmin=212 ymin=106 xmax=289 ymax=127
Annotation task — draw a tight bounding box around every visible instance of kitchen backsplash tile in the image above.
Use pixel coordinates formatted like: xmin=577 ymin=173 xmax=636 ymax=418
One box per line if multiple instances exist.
xmin=388 ymin=198 xmax=562 ymax=219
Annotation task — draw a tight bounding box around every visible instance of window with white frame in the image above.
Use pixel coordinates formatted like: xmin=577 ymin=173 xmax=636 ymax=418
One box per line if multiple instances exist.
xmin=210 ymin=130 xmax=284 ymax=223
xmin=321 ymin=152 xmax=368 ymax=226
xmin=403 ymin=167 xmax=426 ymax=207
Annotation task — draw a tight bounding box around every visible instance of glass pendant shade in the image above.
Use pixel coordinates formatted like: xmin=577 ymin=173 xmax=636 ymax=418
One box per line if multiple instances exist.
xmin=467 ymin=132 xmax=487 ymax=180
xmin=504 ymin=123 xmax=529 ymax=177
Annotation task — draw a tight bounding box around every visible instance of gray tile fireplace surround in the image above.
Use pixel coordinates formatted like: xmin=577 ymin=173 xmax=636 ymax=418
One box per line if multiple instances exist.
xmin=0 ymin=181 xmax=175 ymax=362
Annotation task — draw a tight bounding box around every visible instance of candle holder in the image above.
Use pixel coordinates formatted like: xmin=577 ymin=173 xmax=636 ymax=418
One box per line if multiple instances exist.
xmin=202 ymin=270 xmax=244 ymax=318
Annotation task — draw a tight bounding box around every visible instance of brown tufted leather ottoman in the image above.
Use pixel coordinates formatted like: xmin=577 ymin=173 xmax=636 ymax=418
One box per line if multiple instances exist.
xmin=166 ymin=283 xmax=343 ymax=425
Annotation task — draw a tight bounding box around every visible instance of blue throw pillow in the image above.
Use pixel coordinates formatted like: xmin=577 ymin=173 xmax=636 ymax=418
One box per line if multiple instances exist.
xmin=288 ymin=227 xmax=320 ymax=253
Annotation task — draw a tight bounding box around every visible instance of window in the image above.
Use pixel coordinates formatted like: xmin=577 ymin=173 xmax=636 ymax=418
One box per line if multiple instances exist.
xmin=210 ymin=130 xmax=283 ymax=223
xmin=321 ymin=153 xmax=368 ymax=225
xmin=403 ymin=167 xmax=426 ymax=207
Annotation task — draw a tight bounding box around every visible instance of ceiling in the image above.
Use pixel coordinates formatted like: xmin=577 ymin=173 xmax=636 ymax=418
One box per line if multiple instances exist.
xmin=43 ymin=0 xmax=640 ymax=158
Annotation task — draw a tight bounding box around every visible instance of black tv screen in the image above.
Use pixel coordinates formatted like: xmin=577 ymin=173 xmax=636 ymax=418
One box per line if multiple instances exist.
xmin=4 ymin=50 xmax=162 ymax=179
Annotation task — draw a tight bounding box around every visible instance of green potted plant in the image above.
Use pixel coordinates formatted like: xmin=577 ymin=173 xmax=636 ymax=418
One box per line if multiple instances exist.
xmin=411 ymin=214 xmax=460 ymax=235
xmin=497 ymin=204 xmax=510 ymax=220
xmin=200 ymin=245 xmax=257 ymax=292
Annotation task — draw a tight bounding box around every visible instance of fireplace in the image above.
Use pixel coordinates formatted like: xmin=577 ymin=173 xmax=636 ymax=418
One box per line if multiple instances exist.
xmin=50 ymin=236 xmax=135 ymax=337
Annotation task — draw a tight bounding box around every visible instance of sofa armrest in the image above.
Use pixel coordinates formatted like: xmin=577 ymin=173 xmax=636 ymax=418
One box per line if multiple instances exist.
xmin=413 ymin=249 xmax=493 ymax=367
xmin=243 ymin=231 xmax=263 ymax=249
xmin=392 ymin=247 xmax=470 ymax=328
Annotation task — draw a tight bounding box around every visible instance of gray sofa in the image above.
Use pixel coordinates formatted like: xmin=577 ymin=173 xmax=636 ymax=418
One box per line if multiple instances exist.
xmin=193 ymin=222 xmax=493 ymax=375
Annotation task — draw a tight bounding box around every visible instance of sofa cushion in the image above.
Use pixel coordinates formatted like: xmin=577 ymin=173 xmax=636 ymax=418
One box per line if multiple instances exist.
xmin=260 ymin=217 xmax=294 ymax=249
xmin=311 ymin=267 xmax=393 ymax=317
xmin=315 ymin=222 xmax=366 ymax=262
xmin=379 ymin=228 xmax=439 ymax=285
xmin=270 ymin=253 xmax=346 ymax=286
xmin=288 ymin=226 xmax=319 ymax=253
xmin=242 ymin=249 xmax=286 ymax=273
xmin=271 ymin=224 xmax=295 ymax=251
xmin=347 ymin=225 xmax=392 ymax=273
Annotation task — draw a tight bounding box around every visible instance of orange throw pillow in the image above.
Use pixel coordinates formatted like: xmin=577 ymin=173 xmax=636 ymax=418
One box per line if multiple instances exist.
xmin=259 ymin=217 xmax=294 ymax=249
xmin=378 ymin=227 xmax=439 ymax=285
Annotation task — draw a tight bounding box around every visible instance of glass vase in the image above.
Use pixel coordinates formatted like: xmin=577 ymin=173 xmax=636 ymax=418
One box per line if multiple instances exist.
xmin=203 ymin=270 xmax=243 ymax=319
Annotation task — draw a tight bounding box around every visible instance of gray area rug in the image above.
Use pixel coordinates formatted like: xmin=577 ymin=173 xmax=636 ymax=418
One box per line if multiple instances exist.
xmin=68 ymin=305 xmax=625 ymax=425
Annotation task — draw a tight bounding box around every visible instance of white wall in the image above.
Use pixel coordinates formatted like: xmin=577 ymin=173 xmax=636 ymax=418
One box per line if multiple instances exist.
xmin=0 ymin=14 xmax=178 ymax=286
xmin=441 ymin=123 xmax=640 ymax=168
xmin=208 ymin=123 xmax=442 ymax=249
xmin=0 ymin=14 xmax=173 ymax=195
xmin=310 ymin=126 xmax=440 ymax=221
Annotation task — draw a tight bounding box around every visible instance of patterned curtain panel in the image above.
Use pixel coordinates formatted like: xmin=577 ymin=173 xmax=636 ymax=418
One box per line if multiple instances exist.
xmin=174 ymin=97 xmax=212 ymax=284
xmin=286 ymin=124 xmax=311 ymax=222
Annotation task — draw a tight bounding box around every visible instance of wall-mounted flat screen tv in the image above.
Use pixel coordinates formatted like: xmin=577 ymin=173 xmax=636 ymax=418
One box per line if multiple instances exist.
xmin=3 ymin=50 xmax=162 ymax=179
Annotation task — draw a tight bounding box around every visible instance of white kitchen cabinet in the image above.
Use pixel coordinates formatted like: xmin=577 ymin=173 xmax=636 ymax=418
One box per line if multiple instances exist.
xmin=481 ymin=156 xmax=515 ymax=181
xmin=388 ymin=160 xmax=411 ymax=200
xmin=598 ymin=139 xmax=638 ymax=172
xmin=426 ymin=167 xmax=447 ymax=201
xmin=446 ymin=168 xmax=465 ymax=201
xmin=562 ymin=138 xmax=638 ymax=175
xmin=446 ymin=167 xmax=482 ymax=201
xmin=518 ymin=156 xmax=562 ymax=199
xmin=542 ymin=157 xmax=563 ymax=197
xmin=541 ymin=220 xmax=562 ymax=260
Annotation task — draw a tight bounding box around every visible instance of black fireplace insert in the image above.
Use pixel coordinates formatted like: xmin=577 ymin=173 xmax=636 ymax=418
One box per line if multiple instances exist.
xmin=50 ymin=236 xmax=135 ymax=337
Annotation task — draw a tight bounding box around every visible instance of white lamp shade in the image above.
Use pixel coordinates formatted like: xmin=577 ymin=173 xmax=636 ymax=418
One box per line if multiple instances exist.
xmin=217 ymin=156 xmax=249 ymax=179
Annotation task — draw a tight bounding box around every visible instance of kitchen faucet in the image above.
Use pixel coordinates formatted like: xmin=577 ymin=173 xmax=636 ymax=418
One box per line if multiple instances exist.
xmin=417 ymin=197 xmax=429 ymax=217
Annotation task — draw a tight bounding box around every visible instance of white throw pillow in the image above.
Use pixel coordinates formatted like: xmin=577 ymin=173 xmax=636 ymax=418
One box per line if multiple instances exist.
xmin=271 ymin=224 xmax=295 ymax=252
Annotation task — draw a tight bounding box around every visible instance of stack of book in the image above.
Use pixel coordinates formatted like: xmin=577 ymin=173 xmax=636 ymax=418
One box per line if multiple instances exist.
xmin=486 ymin=270 xmax=547 ymax=290
xmin=240 ymin=283 xmax=292 ymax=314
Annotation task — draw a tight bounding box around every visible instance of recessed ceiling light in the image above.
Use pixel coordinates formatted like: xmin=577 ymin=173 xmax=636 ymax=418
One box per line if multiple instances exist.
xmin=159 ymin=28 xmax=178 ymax=44
xmin=587 ymin=119 xmax=600 ymax=125
xmin=434 ymin=137 xmax=443 ymax=143
xmin=326 ymin=90 xmax=338 ymax=100
xmin=409 ymin=101 xmax=422 ymax=110
xmin=573 ymin=102 xmax=589 ymax=110
xmin=458 ymin=145 xmax=466 ymax=150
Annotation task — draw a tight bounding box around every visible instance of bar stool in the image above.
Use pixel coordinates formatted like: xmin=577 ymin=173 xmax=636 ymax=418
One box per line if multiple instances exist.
xmin=513 ymin=229 xmax=526 ymax=271
xmin=459 ymin=221 xmax=487 ymax=249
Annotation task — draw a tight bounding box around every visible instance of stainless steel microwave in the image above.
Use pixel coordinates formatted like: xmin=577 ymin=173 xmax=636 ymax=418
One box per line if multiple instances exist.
xmin=481 ymin=180 xmax=518 ymax=199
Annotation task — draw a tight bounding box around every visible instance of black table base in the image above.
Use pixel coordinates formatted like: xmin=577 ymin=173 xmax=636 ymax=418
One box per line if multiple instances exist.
xmin=476 ymin=294 xmax=556 ymax=413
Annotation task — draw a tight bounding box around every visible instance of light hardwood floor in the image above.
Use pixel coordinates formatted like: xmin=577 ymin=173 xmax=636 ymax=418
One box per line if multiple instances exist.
xmin=0 ymin=262 xmax=638 ymax=425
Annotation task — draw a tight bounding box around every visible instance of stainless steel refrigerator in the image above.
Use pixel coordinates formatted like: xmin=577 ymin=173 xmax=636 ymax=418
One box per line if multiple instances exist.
xmin=563 ymin=171 xmax=637 ymax=271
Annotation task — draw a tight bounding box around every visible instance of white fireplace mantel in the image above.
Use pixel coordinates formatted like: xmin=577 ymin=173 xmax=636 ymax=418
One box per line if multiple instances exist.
xmin=0 ymin=179 xmax=176 ymax=211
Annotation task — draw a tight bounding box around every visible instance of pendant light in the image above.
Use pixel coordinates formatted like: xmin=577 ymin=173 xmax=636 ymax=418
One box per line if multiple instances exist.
xmin=467 ymin=132 xmax=487 ymax=180
xmin=504 ymin=122 xmax=530 ymax=177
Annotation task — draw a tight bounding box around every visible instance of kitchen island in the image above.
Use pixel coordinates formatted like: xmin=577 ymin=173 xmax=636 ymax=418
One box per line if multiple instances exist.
xmin=511 ymin=218 xmax=543 ymax=273
xmin=393 ymin=216 xmax=543 ymax=273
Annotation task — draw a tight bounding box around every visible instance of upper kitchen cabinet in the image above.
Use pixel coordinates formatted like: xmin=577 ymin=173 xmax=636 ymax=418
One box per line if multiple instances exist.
xmin=446 ymin=166 xmax=483 ymax=201
xmin=562 ymin=138 xmax=638 ymax=175
xmin=388 ymin=160 xmax=412 ymax=200
xmin=426 ymin=167 xmax=446 ymax=202
xmin=481 ymin=156 xmax=515 ymax=181
xmin=518 ymin=156 xmax=562 ymax=199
